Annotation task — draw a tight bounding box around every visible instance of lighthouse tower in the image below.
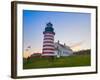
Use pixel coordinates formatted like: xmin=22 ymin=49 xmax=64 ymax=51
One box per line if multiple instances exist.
xmin=42 ymin=22 xmax=55 ymax=56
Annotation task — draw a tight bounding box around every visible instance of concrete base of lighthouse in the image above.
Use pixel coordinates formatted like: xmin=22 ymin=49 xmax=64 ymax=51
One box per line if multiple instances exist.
xmin=42 ymin=53 xmax=56 ymax=56
xmin=42 ymin=54 xmax=56 ymax=58
xmin=42 ymin=54 xmax=56 ymax=62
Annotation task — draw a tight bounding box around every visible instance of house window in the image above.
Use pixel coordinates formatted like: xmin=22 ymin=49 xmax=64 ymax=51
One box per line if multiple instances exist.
xmin=63 ymin=51 xmax=67 ymax=54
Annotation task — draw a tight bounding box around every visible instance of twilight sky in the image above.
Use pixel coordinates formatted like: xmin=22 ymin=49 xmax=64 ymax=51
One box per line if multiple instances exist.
xmin=23 ymin=10 xmax=91 ymax=57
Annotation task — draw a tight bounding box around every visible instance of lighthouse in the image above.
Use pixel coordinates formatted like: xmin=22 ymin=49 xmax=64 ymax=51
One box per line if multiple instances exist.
xmin=42 ymin=22 xmax=55 ymax=56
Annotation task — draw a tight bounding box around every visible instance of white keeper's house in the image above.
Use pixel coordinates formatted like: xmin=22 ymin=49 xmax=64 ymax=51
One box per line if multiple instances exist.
xmin=54 ymin=41 xmax=73 ymax=58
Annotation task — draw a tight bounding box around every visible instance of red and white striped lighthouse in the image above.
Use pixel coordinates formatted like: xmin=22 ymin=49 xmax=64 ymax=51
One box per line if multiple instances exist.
xmin=42 ymin=22 xmax=55 ymax=56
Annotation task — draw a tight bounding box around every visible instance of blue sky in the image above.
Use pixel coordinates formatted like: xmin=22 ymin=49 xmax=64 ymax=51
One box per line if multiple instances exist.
xmin=23 ymin=10 xmax=91 ymax=56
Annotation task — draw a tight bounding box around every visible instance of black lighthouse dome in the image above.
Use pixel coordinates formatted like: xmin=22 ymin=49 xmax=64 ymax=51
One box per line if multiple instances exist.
xmin=43 ymin=22 xmax=55 ymax=35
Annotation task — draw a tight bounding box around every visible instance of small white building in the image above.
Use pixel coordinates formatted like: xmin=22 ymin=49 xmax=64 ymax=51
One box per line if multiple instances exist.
xmin=54 ymin=41 xmax=73 ymax=58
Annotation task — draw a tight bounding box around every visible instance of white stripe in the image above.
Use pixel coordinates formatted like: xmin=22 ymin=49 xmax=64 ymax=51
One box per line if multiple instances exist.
xmin=44 ymin=33 xmax=54 ymax=36
xmin=44 ymin=36 xmax=54 ymax=39
xmin=44 ymin=35 xmax=54 ymax=37
xmin=44 ymin=34 xmax=54 ymax=37
xmin=43 ymin=50 xmax=54 ymax=52
xmin=43 ymin=39 xmax=54 ymax=42
xmin=43 ymin=43 xmax=54 ymax=45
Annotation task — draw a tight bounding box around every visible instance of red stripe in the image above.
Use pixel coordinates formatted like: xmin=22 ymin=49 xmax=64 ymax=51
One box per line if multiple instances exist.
xmin=43 ymin=32 xmax=55 ymax=35
xmin=43 ymin=48 xmax=55 ymax=50
xmin=43 ymin=43 xmax=54 ymax=45
xmin=44 ymin=38 xmax=54 ymax=40
xmin=43 ymin=41 xmax=53 ymax=43
xmin=44 ymin=34 xmax=54 ymax=36
xmin=44 ymin=35 xmax=53 ymax=37
xmin=43 ymin=45 xmax=54 ymax=47
xmin=44 ymin=37 xmax=54 ymax=39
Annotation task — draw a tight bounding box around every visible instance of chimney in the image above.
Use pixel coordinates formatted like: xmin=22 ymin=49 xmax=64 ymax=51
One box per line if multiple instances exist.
xmin=64 ymin=43 xmax=66 ymax=46
xmin=58 ymin=40 xmax=60 ymax=44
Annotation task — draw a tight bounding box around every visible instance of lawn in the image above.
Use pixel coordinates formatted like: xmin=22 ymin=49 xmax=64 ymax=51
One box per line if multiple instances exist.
xmin=23 ymin=54 xmax=91 ymax=69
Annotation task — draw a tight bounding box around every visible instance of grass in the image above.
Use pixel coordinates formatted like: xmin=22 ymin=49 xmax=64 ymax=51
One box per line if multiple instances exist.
xmin=23 ymin=54 xmax=91 ymax=69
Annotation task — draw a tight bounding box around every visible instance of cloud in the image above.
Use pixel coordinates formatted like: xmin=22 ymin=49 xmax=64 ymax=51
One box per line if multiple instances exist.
xmin=70 ymin=41 xmax=84 ymax=51
xmin=71 ymin=41 xmax=84 ymax=48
